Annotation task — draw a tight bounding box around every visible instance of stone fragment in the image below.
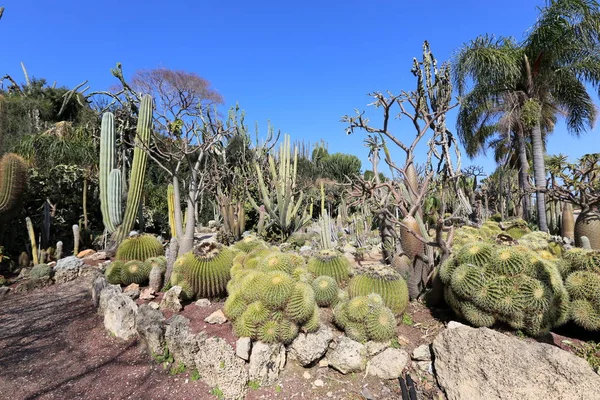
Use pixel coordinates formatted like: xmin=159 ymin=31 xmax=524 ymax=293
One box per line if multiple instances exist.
xmin=367 ymin=348 xmax=409 ymax=379
xmin=411 ymin=344 xmax=432 ymax=361
xmin=235 ymin=337 xmax=251 ymax=361
xmin=77 ymin=249 xmax=95 ymax=258
xmin=328 ymin=337 xmax=367 ymax=374
xmin=249 ymin=341 xmax=286 ymax=386
xmin=289 ymin=326 xmax=333 ymax=366
xmin=159 ymin=285 xmax=183 ymax=312
xmin=104 ymin=293 xmax=138 ymax=340
xmin=204 ymin=309 xmax=227 ymax=324
xmin=136 ymin=304 xmax=165 ymax=355
xmin=195 ymin=298 xmax=211 ymax=307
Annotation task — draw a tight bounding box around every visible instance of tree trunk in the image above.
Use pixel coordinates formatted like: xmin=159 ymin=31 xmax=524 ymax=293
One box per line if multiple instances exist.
xmin=531 ymin=123 xmax=548 ymax=232
xmin=516 ymin=128 xmax=531 ymax=221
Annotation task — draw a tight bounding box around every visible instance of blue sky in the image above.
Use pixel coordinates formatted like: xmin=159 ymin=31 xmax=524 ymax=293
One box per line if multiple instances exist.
xmin=1 ymin=0 xmax=598 ymax=175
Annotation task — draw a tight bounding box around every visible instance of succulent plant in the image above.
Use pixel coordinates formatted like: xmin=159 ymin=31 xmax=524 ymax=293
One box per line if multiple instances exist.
xmin=311 ymin=276 xmax=339 ymax=307
xmin=105 ymin=261 xmax=124 ymax=284
xmin=365 ymin=306 xmax=396 ymax=342
xmin=455 ymin=242 xmax=494 ymax=268
xmin=302 ymin=305 xmax=320 ymax=333
xmin=116 ymin=234 xmax=164 ymax=262
xmin=0 ymin=153 xmax=28 ymax=220
xmin=223 ymin=292 xmax=247 ymax=320
xmin=307 ymin=249 xmax=350 ymax=283
xmin=259 ymin=252 xmax=297 ymax=274
xmin=120 ymin=260 xmax=150 ymax=285
xmin=333 ymin=294 xmax=397 ymax=342
xmin=233 ymin=235 xmax=268 ymax=253
xmin=146 ymin=256 xmax=167 ymax=272
xmin=262 ymin=271 xmax=294 ymax=309
xmin=285 ymin=282 xmax=316 ymax=323
xmin=347 ymin=266 xmax=409 ymax=314
xmin=399 ymin=215 xmax=424 ymax=259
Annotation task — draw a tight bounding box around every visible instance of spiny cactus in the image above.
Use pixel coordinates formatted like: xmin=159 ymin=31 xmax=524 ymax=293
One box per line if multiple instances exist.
xmin=563 ymin=248 xmax=600 ymax=273
xmin=307 ymin=249 xmax=350 ymax=283
xmin=575 ymin=210 xmax=600 ymax=250
xmin=455 ymin=241 xmax=494 ymax=268
xmin=334 ymin=294 xmax=397 ymax=342
xmin=285 ymin=282 xmax=316 ymax=323
xmin=233 ymin=235 xmax=268 ymax=253
xmin=105 ymin=261 xmax=124 ymax=284
xmin=116 ymin=234 xmax=164 ymax=262
xmin=562 ymin=252 xmax=600 ymax=331
xmin=311 ymin=275 xmax=339 ymax=307
xmin=443 ymin=242 xmax=569 ymax=336
xmin=25 ymin=217 xmax=39 ymax=265
xmin=262 ymin=270 xmax=294 ymax=309
xmin=146 ymin=256 xmax=167 ymax=272
xmin=561 ymin=203 xmax=575 ymax=240
xmin=347 ymin=266 xmax=409 ymax=314
xmin=0 ymin=153 xmax=27 ymax=220
xmin=167 ymin=183 xmax=177 ymax=239
xmin=120 ymin=260 xmax=150 ymax=285
xmin=399 ymin=215 xmax=424 ymax=259
xmin=171 ymin=243 xmax=236 ymax=299
xmin=259 ymin=252 xmax=298 ymax=274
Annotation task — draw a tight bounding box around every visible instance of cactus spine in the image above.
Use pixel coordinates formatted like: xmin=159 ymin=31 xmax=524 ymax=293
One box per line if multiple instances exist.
xmin=0 ymin=153 xmax=28 ymax=219
xmin=26 ymin=217 xmax=39 ymax=265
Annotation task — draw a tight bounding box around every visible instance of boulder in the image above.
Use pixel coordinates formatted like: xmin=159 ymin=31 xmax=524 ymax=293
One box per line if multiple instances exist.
xmin=98 ymin=284 xmax=122 ymax=316
xmin=367 ymin=348 xmax=409 ymax=379
xmin=159 ymin=285 xmax=183 ymax=312
xmin=248 ymin=341 xmax=286 ymax=386
xmin=13 ymin=277 xmax=52 ymax=292
xmin=204 ymin=309 xmax=227 ymax=324
xmin=235 ymin=337 xmax=251 ymax=361
xmin=327 ymin=336 xmax=367 ymax=374
xmin=195 ymin=298 xmax=211 ymax=307
xmin=148 ymin=265 xmax=163 ymax=293
xmin=91 ymin=273 xmax=108 ymax=308
xmin=433 ymin=325 xmax=600 ymax=400
xmin=164 ymin=315 xmax=201 ymax=369
xmin=196 ymin=336 xmax=248 ymax=400
xmin=54 ymin=256 xmax=84 ymax=283
xmin=365 ymin=340 xmax=390 ymax=357
xmin=411 ymin=344 xmax=431 ymax=361
xmin=0 ymin=286 xmax=11 ymax=300
xmin=289 ymin=326 xmax=334 ymax=366
xmin=135 ymin=304 xmax=165 ymax=356
xmin=139 ymin=288 xmax=156 ymax=300
xmin=77 ymin=249 xmax=95 ymax=258
xmin=86 ymin=251 xmax=108 ymax=261
xmin=123 ymin=283 xmax=140 ymax=300
xmin=103 ymin=293 xmax=138 ymax=340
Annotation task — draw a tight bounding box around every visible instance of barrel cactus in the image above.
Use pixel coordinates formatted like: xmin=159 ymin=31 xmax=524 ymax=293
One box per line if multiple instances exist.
xmin=0 ymin=153 xmax=28 ymax=220
xmin=120 ymin=260 xmax=151 ymax=285
xmin=563 ymin=248 xmax=600 ymax=331
xmin=307 ymin=249 xmax=350 ymax=283
xmin=575 ymin=210 xmax=600 ymax=250
xmin=105 ymin=261 xmax=124 ymax=284
xmin=171 ymin=243 xmax=236 ymax=299
xmin=440 ymin=242 xmax=569 ymax=336
xmin=347 ymin=265 xmax=409 ymax=314
xmin=333 ymin=293 xmax=397 ymax=342
xmin=115 ymin=234 xmax=164 ymax=262
xmin=233 ymin=235 xmax=268 ymax=253
xmin=311 ymin=275 xmax=339 ymax=307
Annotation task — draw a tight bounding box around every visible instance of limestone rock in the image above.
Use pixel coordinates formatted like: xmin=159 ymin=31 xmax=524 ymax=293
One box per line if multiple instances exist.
xmin=299 ymin=245 xmax=313 ymax=257
xmin=249 ymin=341 xmax=286 ymax=386
xmin=139 ymin=288 xmax=155 ymax=300
xmin=149 ymin=301 xmax=159 ymax=310
xmin=195 ymin=298 xmax=211 ymax=307
xmin=54 ymin=256 xmax=84 ymax=283
xmin=196 ymin=336 xmax=248 ymax=400
xmin=77 ymin=249 xmax=95 ymax=258
xmin=447 ymin=320 xmax=466 ymax=329
xmin=148 ymin=265 xmax=163 ymax=293
xmin=86 ymin=251 xmax=108 ymax=261
xmin=204 ymin=309 xmax=227 ymax=324
xmin=135 ymin=304 xmax=165 ymax=356
xmin=164 ymin=315 xmax=201 ymax=368
xmin=365 ymin=340 xmax=390 ymax=357
xmin=433 ymin=325 xmax=600 ymax=400
xmin=104 ymin=293 xmax=138 ymax=340
xmin=411 ymin=344 xmax=431 ymax=361
xmin=289 ymin=326 xmax=334 ymax=366
xmin=0 ymin=286 xmax=11 ymax=300
xmin=98 ymin=284 xmax=122 ymax=315
xmin=235 ymin=337 xmax=251 ymax=361
xmin=160 ymin=285 xmax=183 ymax=312
xmin=13 ymin=276 xmax=52 ymax=292
xmin=91 ymin=273 xmax=108 ymax=308
xmin=367 ymin=348 xmax=409 ymax=379
xmin=328 ymin=337 xmax=367 ymax=374
xmin=123 ymin=283 xmax=140 ymax=300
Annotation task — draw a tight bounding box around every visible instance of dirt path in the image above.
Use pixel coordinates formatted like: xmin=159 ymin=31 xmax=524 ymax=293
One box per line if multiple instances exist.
xmin=0 ymin=277 xmax=210 ymax=400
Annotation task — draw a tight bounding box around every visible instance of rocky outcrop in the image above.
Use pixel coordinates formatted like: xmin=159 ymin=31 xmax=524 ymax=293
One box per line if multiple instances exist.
xmin=159 ymin=286 xmax=183 ymax=312
xmin=136 ymin=304 xmax=165 ymax=356
xmin=53 ymin=256 xmax=84 ymax=283
xmin=103 ymin=292 xmax=138 ymax=340
xmin=367 ymin=348 xmax=409 ymax=379
xmin=248 ymin=341 xmax=286 ymax=386
xmin=288 ymin=326 xmax=333 ymax=366
xmin=433 ymin=325 xmax=600 ymax=400
xmin=164 ymin=315 xmax=201 ymax=369
xmin=327 ymin=337 xmax=367 ymax=374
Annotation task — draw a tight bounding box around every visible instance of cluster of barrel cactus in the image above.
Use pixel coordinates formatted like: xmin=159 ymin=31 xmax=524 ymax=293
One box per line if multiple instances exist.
xmin=307 ymin=249 xmax=351 ymax=283
xmin=105 ymin=234 xmax=166 ymax=285
xmin=562 ymin=248 xmax=600 ymax=331
xmin=333 ymin=293 xmax=397 ymax=342
xmin=223 ymin=245 xmax=321 ymax=344
xmin=347 ymin=265 xmax=409 ymax=314
xmin=440 ymin=240 xmax=570 ymax=336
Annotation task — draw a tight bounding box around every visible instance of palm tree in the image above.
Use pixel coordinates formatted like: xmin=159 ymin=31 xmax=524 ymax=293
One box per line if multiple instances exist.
xmin=454 ymin=0 xmax=600 ymax=231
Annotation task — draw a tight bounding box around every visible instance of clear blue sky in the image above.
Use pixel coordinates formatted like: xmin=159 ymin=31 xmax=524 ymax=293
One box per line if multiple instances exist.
xmin=1 ymin=0 xmax=598 ymax=175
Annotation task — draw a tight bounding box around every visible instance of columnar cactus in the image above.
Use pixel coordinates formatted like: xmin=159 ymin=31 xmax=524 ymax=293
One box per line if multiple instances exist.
xmin=0 ymin=153 xmax=27 ymax=220
xmin=167 ymin=183 xmax=177 ymax=238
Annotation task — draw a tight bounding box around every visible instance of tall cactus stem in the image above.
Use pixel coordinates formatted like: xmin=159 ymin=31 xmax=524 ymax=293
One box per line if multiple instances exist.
xmin=26 ymin=217 xmax=39 ymax=265
xmin=99 ymin=113 xmax=117 ymax=232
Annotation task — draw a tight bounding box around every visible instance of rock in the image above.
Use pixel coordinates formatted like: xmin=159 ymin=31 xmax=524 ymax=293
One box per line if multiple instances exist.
xmin=303 ymin=371 xmax=311 ymax=379
xmin=365 ymin=340 xmax=390 ymax=357
xmin=195 ymin=336 xmax=248 ymax=400
xmin=98 ymin=284 xmax=122 ymax=315
xmin=54 ymin=256 xmax=84 ymax=283
xmin=124 ymin=283 xmax=140 ymax=295
xmin=433 ymin=325 xmax=600 ymax=400
xmin=104 ymin=293 xmax=138 ymax=340
xmin=17 ymin=268 xmax=31 ymax=279
xmin=318 ymin=359 xmax=329 ymax=368
xmin=328 ymin=337 xmax=367 ymax=374
xmin=160 ymin=285 xmax=183 ymax=312
xmin=136 ymin=304 xmax=165 ymax=356
xmin=13 ymin=277 xmax=53 ymax=292
xmin=249 ymin=341 xmax=286 ymax=386
xmin=313 ymin=379 xmax=324 ymax=387
xmin=139 ymin=288 xmax=156 ymax=300
xmin=299 ymin=245 xmax=313 ymax=256
xmin=342 ymin=244 xmax=357 ymax=253
xmin=148 ymin=265 xmax=163 ymax=293
xmin=86 ymin=251 xmax=108 ymax=261
xmin=149 ymin=301 xmax=159 ymax=310
xmin=343 ymin=252 xmax=355 ymax=263
xmin=411 ymin=344 xmax=431 ymax=361
xmin=235 ymin=337 xmax=251 ymax=361
xmin=0 ymin=286 xmax=10 ymax=300
xmin=47 ymin=261 xmax=57 ymax=268
xmin=165 ymin=315 xmax=201 ymax=369
xmin=77 ymin=249 xmax=95 ymax=258
xmin=195 ymin=298 xmax=211 ymax=307
xmin=91 ymin=273 xmax=108 ymax=308
xmin=367 ymin=348 xmax=409 ymax=379
xmin=447 ymin=321 xmax=466 ymax=329
xmin=204 ymin=309 xmax=227 ymax=324
xmin=416 ymin=361 xmax=433 ymax=374
xmin=289 ymin=326 xmax=334 ymax=366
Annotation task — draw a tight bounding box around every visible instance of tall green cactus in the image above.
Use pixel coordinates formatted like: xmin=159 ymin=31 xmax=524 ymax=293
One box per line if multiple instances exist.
xmin=0 ymin=153 xmax=28 ymax=219
xmin=248 ymin=134 xmax=311 ymax=240
xmin=99 ymin=95 xmax=153 ymax=242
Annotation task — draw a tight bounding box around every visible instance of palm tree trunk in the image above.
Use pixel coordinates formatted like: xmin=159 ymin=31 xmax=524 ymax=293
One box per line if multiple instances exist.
xmin=516 ymin=128 xmax=531 ymax=221
xmin=531 ymin=122 xmax=548 ymax=232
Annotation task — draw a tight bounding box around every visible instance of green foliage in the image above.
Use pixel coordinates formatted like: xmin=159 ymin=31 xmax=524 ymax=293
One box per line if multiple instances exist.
xmin=347 ymin=268 xmax=409 ymax=314
xmin=311 ymin=275 xmax=339 ymax=307
xmin=190 ymin=369 xmax=201 ymax=381
xmin=116 ymin=234 xmax=164 ymax=262
xmin=210 ymin=386 xmax=224 ymax=400
xmin=169 ymin=362 xmax=185 ymax=375
xmin=563 ymin=253 xmax=600 ymax=331
xmin=575 ymin=341 xmax=600 ymax=372
xmin=321 ymin=153 xmax=361 ymax=182
xmin=233 ymin=236 xmax=268 ymax=253
xmin=401 ymin=313 xmax=414 ymax=326
xmin=247 ymin=380 xmax=261 ymax=390
xmin=307 ymin=249 xmax=350 ymax=283
xmin=171 ymin=243 xmax=235 ymax=299
xmin=285 ymin=282 xmax=316 ymax=323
